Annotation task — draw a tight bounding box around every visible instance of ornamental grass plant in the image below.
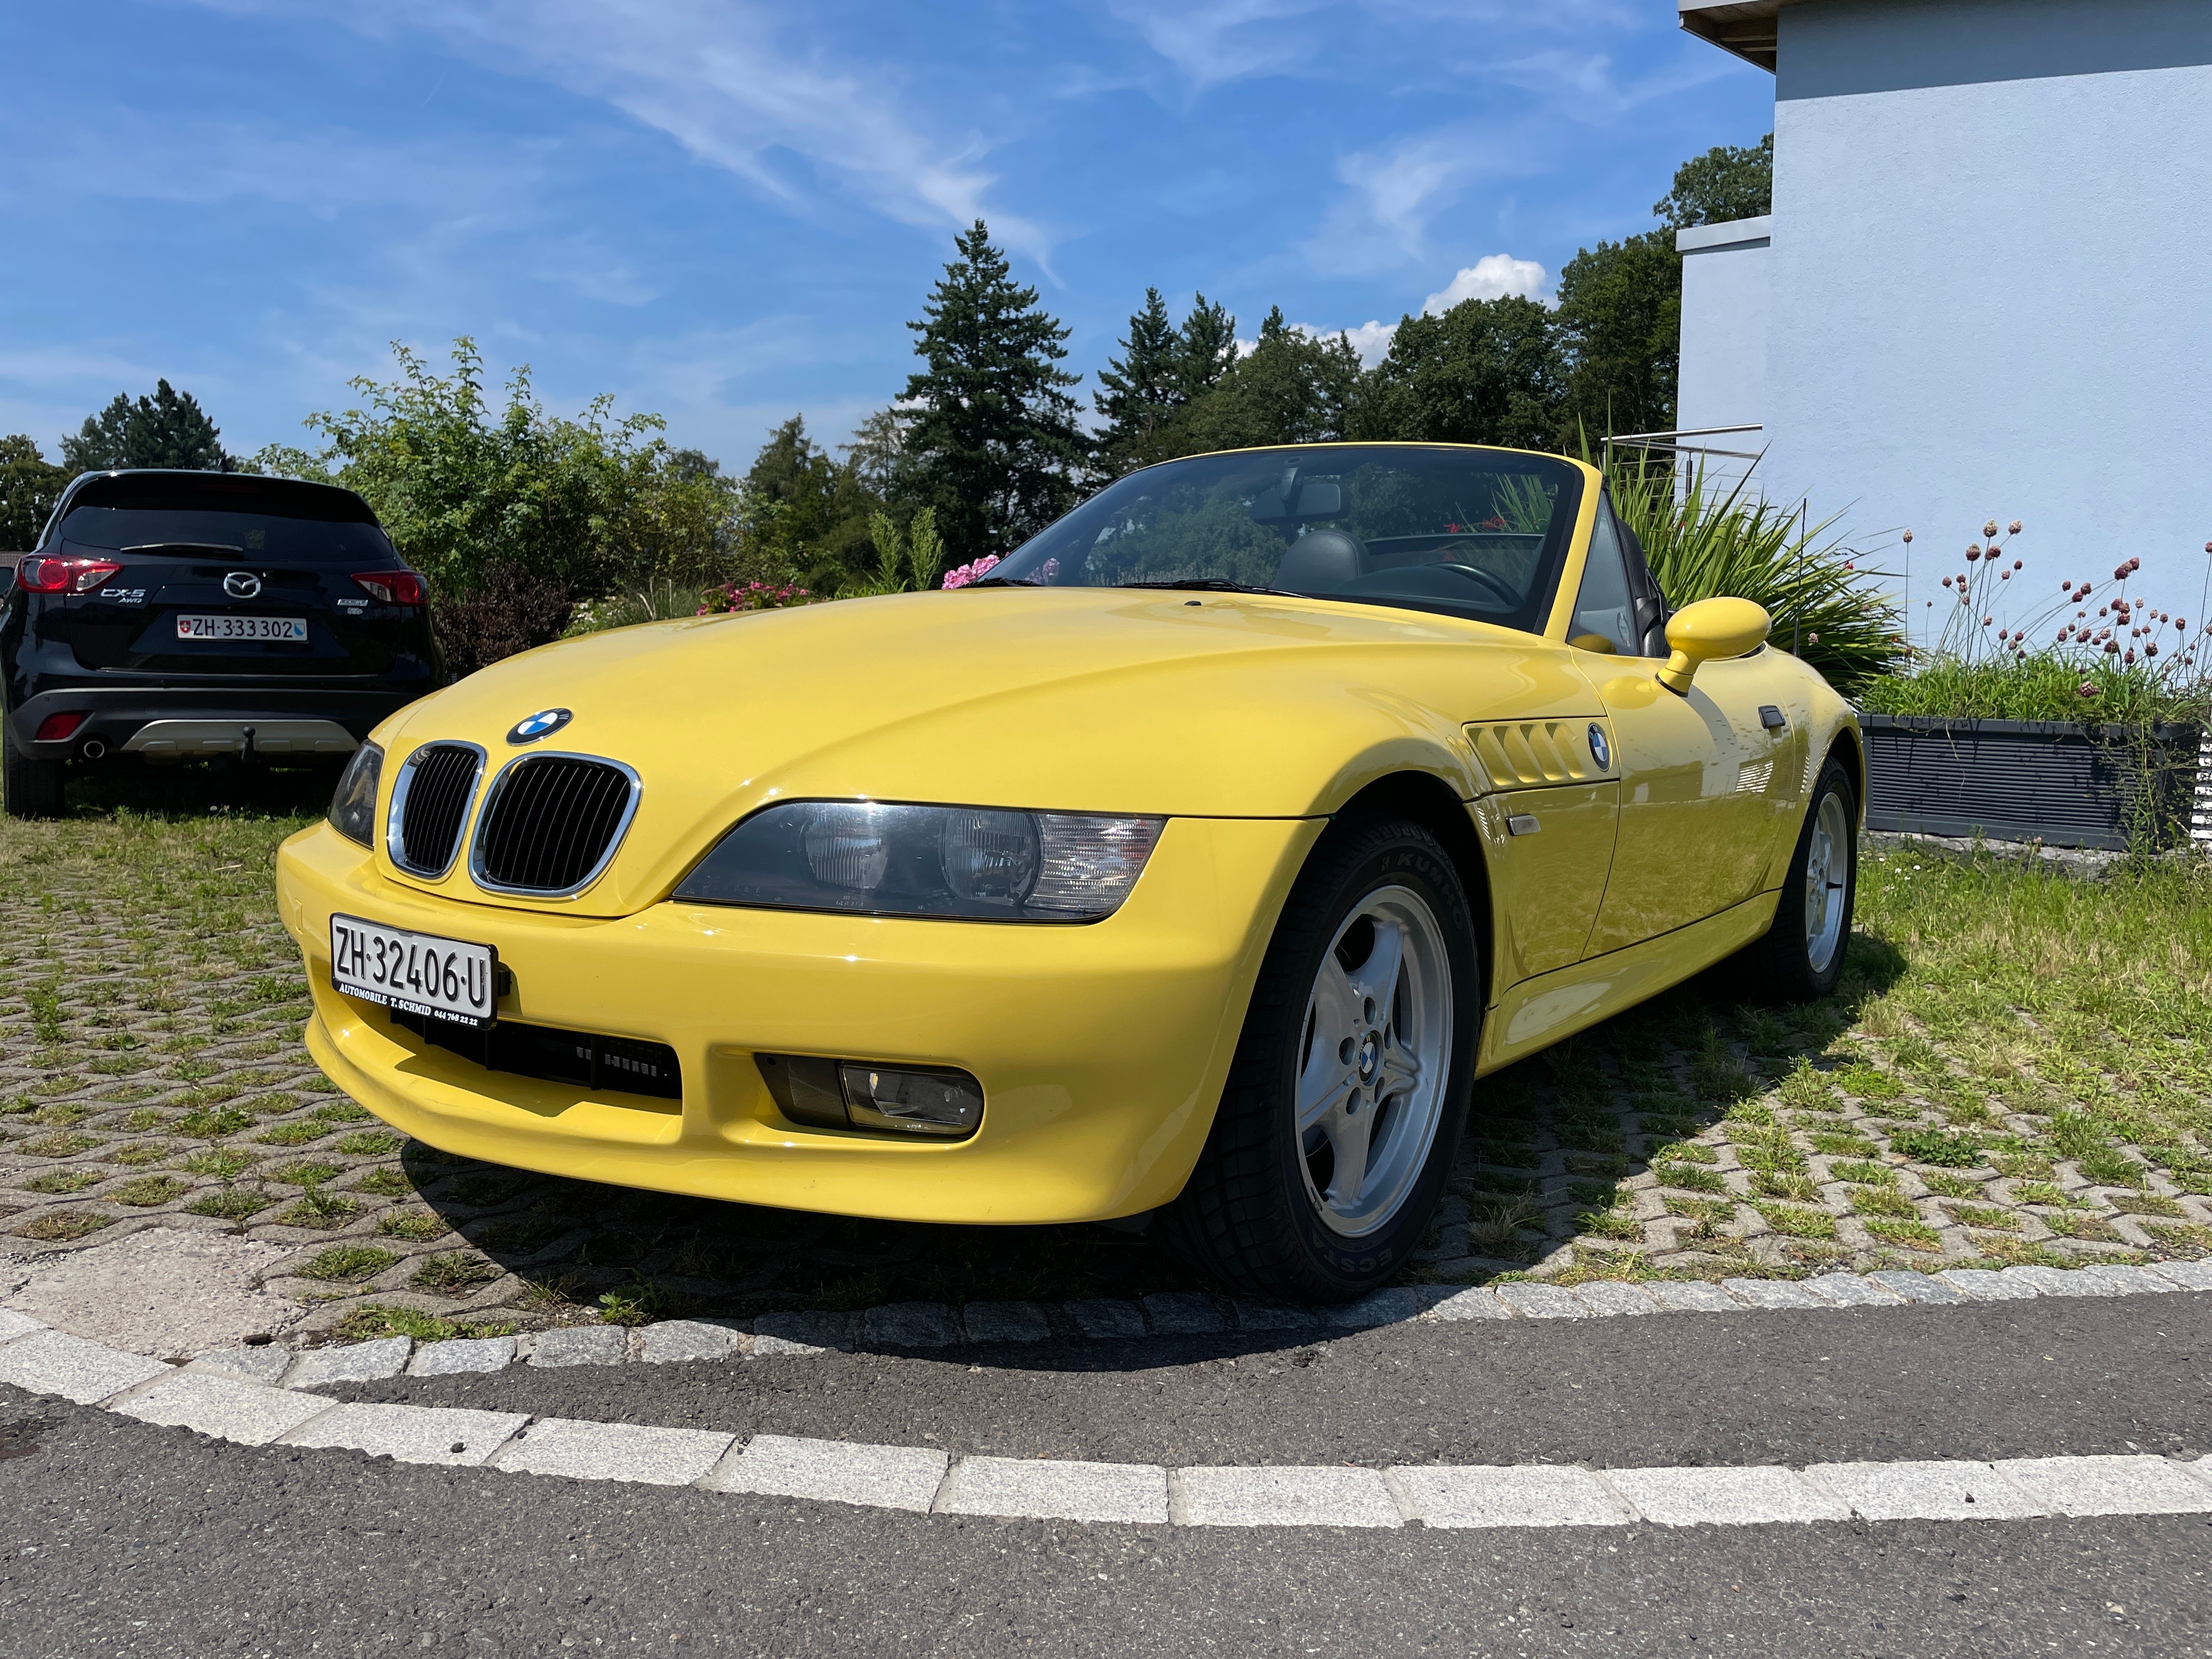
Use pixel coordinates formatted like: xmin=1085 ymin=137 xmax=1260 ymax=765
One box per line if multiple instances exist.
xmin=1602 ymin=452 xmax=1906 ymax=695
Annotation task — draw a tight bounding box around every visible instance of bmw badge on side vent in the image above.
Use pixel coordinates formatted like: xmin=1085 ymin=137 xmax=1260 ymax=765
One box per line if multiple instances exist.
xmin=506 ymin=708 xmax=573 ymax=746
xmin=1588 ymin=723 xmax=1611 ymax=770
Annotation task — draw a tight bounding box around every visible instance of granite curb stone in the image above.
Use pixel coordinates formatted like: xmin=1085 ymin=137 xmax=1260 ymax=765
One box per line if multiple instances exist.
xmin=286 ymin=1337 xmax=411 ymax=1389
xmin=936 ymin=1456 xmax=1171 ymax=1524
xmin=528 ymin=1326 xmax=628 ymax=1368
xmin=702 ymin=1433 xmax=949 ymax=1513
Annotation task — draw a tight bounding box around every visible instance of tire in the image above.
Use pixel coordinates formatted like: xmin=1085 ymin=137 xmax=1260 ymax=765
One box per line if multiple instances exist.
xmin=1736 ymin=755 xmax=1858 ymax=1004
xmin=1 ymin=721 xmax=65 ymax=819
xmin=1161 ymin=814 xmax=1481 ymax=1301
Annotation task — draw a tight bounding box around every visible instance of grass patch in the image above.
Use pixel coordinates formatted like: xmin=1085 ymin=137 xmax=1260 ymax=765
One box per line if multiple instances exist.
xmin=312 ymin=1102 xmax=373 ymax=1125
xmin=18 ymin=1133 xmax=99 ymax=1158
xmin=329 ymin=1305 xmax=516 ymax=1344
xmin=352 ymin=1167 xmax=415 ymax=1197
xmin=108 ymin=1175 xmax=188 ymax=1207
xmin=110 ymin=1142 xmax=171 ymax=1167
xmin=177 ymin=1148 xmax=259 ymax=1178
xmin=1830 ymin=1160 xmax=1895 ymax=1187
xmin=411 ymin=1252 xmax=500 ymax=1293
xmin=2042 ymin=1212 xmax=2128 ymax=1243
xmin=1917 ymin=1170 xmax=1986 ymax=1200
xmin=334 ymin=1132 xmax=403 ymax=1158
xmin=174 ymin=1107 xmax=254 ymax=1139
xmin=1863 ymin=1218 xmax=1943 ymax=1251
xmin=1810 ymin=1131 xmax=1877 ymax=1158
xmin=253 ymin=1121 xmax=330 ymax=1147
xmin=1849 ymin=1187 xmax=1919 ymax=1220
xmin=296 ymin=1245 xmax=398 ymax=1282
xmin=186 ymin=1187 xmax=274 ymax=1220
xmin=1835 ymin=1065 xmax=1904 ymax=1102
xmin=376 ymin=1211 xmax=450 ymax=1242
xmin=19 ymin=1169 xmax=102 ymax=1194
xmin=268 ymin=1161 xmax=344 ymax=1187
xmin=1892 ymin=1128 xmax=1984 ymax=1168
xmin=1573 ymin=1210 xmax=1644 ymax=1242
xmin=271 ymin=1190 xmax=358 ymax=1228
xmin=1753 ymin=1203 xmax=1837 ymax=1240
xmin=1946 ymin=1203 xmax=2019 ymax=1231
xmin=12 ymin=1211 xmax=112 ymax=1242
xmin=1654 ymin=1162 xmax=1729 ymax=1195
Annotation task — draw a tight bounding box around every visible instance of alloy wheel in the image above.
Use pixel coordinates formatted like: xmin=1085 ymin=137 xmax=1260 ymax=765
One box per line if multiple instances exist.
xmin=1293 ymin=884 xmax=1453 ymax=1238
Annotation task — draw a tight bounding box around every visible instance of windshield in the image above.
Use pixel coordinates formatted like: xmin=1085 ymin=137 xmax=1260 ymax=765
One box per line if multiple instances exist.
xmin=988 ymin=444 xmax=1584 ymax=632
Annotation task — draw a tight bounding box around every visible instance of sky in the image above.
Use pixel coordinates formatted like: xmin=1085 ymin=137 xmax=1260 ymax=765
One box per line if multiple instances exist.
xmin=0 ymin=0 xmax=1774 ymax=473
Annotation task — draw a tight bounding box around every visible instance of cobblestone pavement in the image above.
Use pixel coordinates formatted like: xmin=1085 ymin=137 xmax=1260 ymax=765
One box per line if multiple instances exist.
xmin=2 ymin=793 xmax=2208 ymax=1347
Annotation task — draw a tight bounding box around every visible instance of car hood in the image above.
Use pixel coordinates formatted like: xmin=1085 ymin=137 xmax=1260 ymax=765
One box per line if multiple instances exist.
xmin=376 ymin=588 xmax=1595 ymax=915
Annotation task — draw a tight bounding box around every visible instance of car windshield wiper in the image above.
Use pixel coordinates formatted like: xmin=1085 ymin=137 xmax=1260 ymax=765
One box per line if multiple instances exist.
xmin=966 ymin=575 xmax=1052 ymax=588
xmin=1115 ymin=578 xmax=1296 ymax=596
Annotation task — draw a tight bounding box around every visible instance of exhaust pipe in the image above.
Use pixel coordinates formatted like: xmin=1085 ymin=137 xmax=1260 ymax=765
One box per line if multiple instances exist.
xmin=80 ymin=738 xmax=107 ymax=760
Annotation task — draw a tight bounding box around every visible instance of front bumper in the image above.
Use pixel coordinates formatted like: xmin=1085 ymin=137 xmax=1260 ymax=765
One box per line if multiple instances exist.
xmin=276 ymin=815 xmax=1322 ymax=1225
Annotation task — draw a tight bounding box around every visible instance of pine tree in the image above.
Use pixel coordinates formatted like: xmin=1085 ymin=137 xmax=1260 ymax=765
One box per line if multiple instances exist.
xmin=59 ymin=380 xmax=230 ymax=472
xmin=59 ymin=395 xmax=135 ymax=472
xmin=1173 ymin=294 xmax=1238 ymax=405
xmin=1092 ymin=287 xmax=1180 ymax=475
xmin=899 ymin=220 xmax=1088 ymax=561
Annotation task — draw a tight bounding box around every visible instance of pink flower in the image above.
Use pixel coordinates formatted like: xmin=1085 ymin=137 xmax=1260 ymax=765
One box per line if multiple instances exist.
xmin=941 ymin=554 xmax=1002 ymax=590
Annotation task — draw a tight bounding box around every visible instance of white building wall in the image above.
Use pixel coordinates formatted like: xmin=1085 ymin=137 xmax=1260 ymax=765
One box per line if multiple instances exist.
xmin=1759 ymin=0 xmax=2212 ymax=647
xmin=1673 ymin=216 xmax=1770 ymax=499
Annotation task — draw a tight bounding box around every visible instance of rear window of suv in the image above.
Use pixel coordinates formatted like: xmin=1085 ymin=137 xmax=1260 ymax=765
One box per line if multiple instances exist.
xmin=53 ymin=474 xmax=399 ymax=563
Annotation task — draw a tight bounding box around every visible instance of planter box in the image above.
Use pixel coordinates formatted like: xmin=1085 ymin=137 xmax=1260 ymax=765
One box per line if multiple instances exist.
xmin=1861 ymin=714 xmax=2206 ymax=851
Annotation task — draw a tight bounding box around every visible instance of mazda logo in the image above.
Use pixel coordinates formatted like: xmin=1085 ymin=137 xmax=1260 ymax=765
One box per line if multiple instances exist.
xmin=223 ymin=571 xmax=262 ymax=599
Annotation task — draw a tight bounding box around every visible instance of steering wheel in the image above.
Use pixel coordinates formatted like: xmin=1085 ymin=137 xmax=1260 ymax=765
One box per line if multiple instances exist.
xmin=1434 ymin=563 xmax=1521 ymax=607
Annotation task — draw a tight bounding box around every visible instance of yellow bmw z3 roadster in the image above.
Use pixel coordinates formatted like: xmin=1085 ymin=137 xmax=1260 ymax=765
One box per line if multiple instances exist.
xmin=276 ymin=442 xmax=1861 ymax=1299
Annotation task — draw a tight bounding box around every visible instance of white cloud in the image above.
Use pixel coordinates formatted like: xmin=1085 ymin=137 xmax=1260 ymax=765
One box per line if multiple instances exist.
xmin=171 ymin=0 xmax=1047 ymax=259
xmin=1333 ymin=320 xmax=1398 ymax=366
xmin=1423 ymin=255 xmax=1551 ymax=313
xmin=1101 ymin=0 xmax=1335 ymax=90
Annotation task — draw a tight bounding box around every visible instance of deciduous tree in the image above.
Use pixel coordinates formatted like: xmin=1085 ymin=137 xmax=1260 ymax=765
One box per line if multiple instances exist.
xmin=1358 ymin=295 xmax=1564 ymax=450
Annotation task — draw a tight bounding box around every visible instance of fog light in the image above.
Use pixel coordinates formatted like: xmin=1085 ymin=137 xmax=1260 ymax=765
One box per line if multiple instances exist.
xmin=839 ymin=1063 xmax=983 ymax=1137
xmin=754 ymin=1053 xmax=983 ymax=1139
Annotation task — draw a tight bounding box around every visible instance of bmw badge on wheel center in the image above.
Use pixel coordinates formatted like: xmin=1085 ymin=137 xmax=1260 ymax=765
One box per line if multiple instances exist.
xmin=276 ymin=440 xmax=1862 ymax=1302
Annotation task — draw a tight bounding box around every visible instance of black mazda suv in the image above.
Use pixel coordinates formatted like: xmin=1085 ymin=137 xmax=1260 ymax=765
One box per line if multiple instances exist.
xmin=1 ymin=469 xmax=442 ymax=816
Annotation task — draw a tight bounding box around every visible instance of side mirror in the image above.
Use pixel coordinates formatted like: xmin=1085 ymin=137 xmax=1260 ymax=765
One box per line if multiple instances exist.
xmin=1656 ymin=597 xmax=1770 ymax=694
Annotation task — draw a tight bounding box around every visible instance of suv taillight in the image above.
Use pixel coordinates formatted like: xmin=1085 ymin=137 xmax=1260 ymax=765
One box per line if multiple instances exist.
xmin=353 ymin=571 xmax=426 ymax=606
xmin=17 ymin=555 xmax=122 ymax=594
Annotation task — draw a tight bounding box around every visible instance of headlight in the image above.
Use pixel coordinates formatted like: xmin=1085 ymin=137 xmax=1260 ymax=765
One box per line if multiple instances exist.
xmin=673 ymin=802 xmax=1165 ymax=922
xmin=328 ymin=741 xmax=383 ymax=847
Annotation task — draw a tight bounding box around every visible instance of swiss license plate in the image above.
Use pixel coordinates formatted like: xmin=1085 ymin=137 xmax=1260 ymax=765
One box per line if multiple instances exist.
xmin=177 ymin=613 xmax=308 ymax=641
xmin=330 ymin=914 xmax=497 ymax=1028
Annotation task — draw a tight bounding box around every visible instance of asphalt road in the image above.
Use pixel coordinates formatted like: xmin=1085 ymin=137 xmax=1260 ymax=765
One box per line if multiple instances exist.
xmin=3 ymin=1294 xmax=2209 ymax=1656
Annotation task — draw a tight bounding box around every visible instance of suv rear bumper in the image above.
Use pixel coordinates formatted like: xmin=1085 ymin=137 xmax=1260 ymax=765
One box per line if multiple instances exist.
xmin=4 ymin=686 xmax=416 ymax=759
